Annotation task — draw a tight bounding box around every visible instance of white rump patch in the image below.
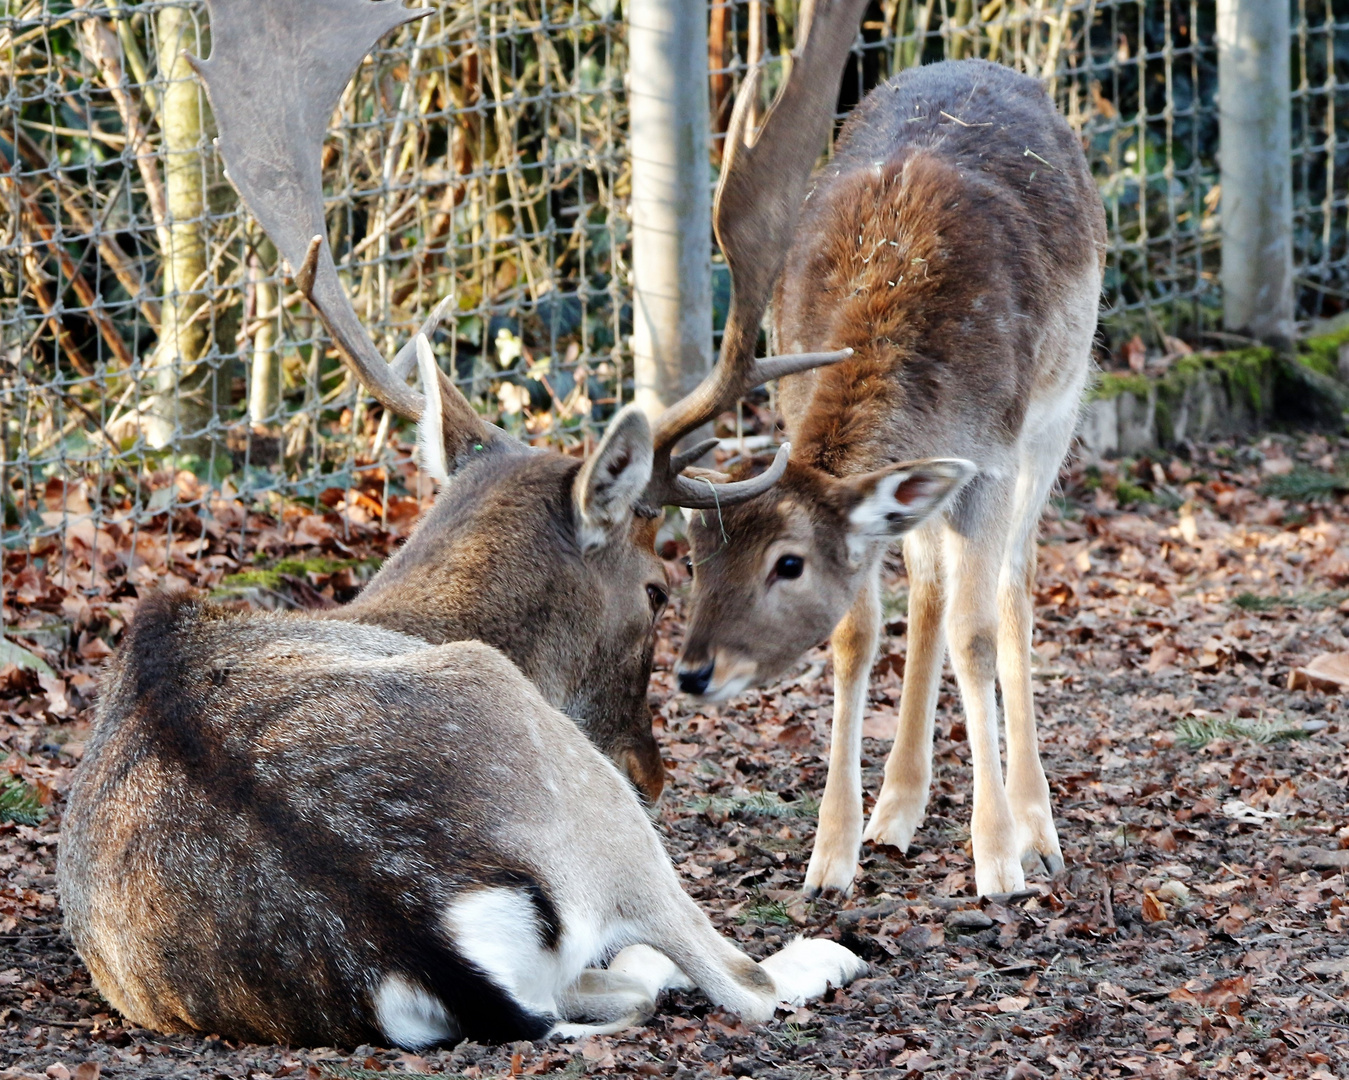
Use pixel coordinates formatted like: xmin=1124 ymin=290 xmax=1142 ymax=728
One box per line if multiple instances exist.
xmin=442 ymin=887 xmax=629 ymax=1028
xmin=758 ymin=937 xmax=867 ymax=1007
xmin=373 ymin=973 xmax=455 ymax=1050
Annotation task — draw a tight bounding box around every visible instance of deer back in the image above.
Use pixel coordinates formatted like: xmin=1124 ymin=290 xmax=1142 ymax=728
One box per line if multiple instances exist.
xmin=335 ymin=444 xmax=668 ymax=796
xmin=775 ymin=59 xmax=1105 ymax=471
xmin=677 ymin=60 xmax=1106 ymax=695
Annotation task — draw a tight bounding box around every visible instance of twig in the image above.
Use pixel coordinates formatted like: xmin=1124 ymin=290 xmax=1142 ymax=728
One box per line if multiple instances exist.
xmin=1300 ymin=978 xmax=1349 ymax=1017
xmin=2 ymin=160 xmax=137 ymax=370
xmin=18 ymin=243 xmax=93 ymax=375
xmin=928 ymin=888 xmax=1043 ymax=910
xmin=12 ymin=127 xmax=160 ymax=329
xmin=71 ymin=0 xmax=171 ymax=251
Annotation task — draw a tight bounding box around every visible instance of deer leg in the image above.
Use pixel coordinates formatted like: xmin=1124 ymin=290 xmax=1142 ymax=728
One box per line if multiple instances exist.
xmin=625 ymin=876 xmax=864 ymax=1022
xmin=805 ymin=559 xmax=882 ymax=897
xmin=864 ymin=524 xmax=947 ymax=851
xmin=997 ymin=431 xmax=1071 ymax=876
xmin=943 ymin=512 xmax=1024 ymax=896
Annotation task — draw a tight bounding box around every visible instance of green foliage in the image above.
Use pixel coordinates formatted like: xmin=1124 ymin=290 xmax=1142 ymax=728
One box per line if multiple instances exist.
xmin=0 ymin=778 xmax=46 ymax=826
xmin=1173 ymin=714 xmax=1312 ymax=749
xmin=767 ymin=1022 xmax=820 ymax=1048
xmin=1299 ymin=325 xmax=1349 ymax=378
xmin=1113 ymin=480 xmax=1154 ymax=506
xmin=1258 ymin=466 xmax=1349 ymax=502
xmin=1090 ymin=372 xmax=1151 ymax=401
xmin=691 ymin=789 xmax=819 ymax=820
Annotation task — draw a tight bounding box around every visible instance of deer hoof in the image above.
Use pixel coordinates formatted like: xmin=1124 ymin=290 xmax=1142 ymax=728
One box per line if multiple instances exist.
xmin=1012 ymin=807 xmax=1064 ymax=879
xmin=861 ymin=797 xmax=923 ymax=851
xmin=973 ymin=849 xmax=1027 ymax=897
xmin=803 ymin=849 xmax=858 ymax=899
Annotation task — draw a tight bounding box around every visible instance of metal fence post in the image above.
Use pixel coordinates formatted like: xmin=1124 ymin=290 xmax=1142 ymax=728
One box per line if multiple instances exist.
xmin=1217 ymin=0 xmax=1294 ymax=348
xmin=628 ymin=0 xmax=713 ymax=422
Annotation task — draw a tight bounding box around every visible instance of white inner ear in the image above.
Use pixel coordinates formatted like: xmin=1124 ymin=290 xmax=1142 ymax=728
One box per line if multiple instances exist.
xmin=414 ymin=334 xmax=450 ymax=485
xmin=849 ymin=471 xmax=915 ymax=537
xmin=575 ymin=405 xmax=653 ymax=552
xmin=848 ymin=461 xmax=974 ymax=544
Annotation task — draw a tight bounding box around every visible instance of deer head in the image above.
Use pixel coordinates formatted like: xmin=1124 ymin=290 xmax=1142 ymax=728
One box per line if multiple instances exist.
xmin=677 ymin=456 xmax=974 ymax=700
xmin=191 ymin=0 xmax=865 ymax=799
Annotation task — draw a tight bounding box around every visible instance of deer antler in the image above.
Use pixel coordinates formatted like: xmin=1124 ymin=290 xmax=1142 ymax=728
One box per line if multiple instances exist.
xmin=190 ymin=0 xmax=481 ymax=436
xmin=643 ymin=0 xmax=868 ymax=510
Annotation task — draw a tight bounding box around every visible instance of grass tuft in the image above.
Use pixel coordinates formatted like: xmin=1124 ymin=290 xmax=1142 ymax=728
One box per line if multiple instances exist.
xmin=691 ymin=789 xmax=819 ymax=819
xmin=737 ymin=896 xmax=795 ymax=927
xmin=1174 ymin=714 xmax=1313 ymax=749
xmin=0 ymin=779 xmax=46 ymax=826
xmin=1113 ymin=480 xmax=1155 ymax=506
xmin=1258 ymin=466 xmax=1349 ymax=502
xmin=1232 ymin=590 xmax=1348 ymax=612
xmin=766 ymin=1021 xmax=819 ymax=1048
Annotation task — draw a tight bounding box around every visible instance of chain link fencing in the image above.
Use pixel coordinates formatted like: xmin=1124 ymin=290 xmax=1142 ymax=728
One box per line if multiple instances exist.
xmin=2 ymin=0 xmax=1347 ymax=587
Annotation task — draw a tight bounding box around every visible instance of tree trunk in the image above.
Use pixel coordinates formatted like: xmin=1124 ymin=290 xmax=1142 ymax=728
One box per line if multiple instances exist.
xmin=248 ymin=237 xmax=281 ymax=428
xmin=628 ymin=0 xmax=713 ymax=425
xmin=143 ymin=4 xmax=212 ymax=451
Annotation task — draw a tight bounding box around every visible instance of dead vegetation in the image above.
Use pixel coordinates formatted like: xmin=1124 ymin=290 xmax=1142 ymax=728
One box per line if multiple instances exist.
xmin=1 ymin=431 xmax=1348 ymax=1079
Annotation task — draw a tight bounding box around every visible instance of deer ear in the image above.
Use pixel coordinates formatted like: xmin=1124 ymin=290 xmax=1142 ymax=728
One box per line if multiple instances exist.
xmin=843 ymin=458 xmax=975 ymax=541
xmin=574 ymin=405 xmax=655 ymax=552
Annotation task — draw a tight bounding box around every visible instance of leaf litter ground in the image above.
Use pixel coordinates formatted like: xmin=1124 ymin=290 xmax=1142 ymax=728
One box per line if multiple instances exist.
xmin=2 ymin=434 xmax=1348 ymax=1080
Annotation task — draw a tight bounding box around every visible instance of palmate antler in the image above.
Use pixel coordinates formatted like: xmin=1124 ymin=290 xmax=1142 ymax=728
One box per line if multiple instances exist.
xmin=189 ymin=0 xmax=493 ymax=444
xmin=642 ymin=0 xmax=871 ymax=510
xmin=193 ymin=0 xmax=865 ymax=508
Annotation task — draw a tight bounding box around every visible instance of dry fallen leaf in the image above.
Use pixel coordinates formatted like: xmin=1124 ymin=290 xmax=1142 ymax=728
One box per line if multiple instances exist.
xmin=1289 ymin=652 xmax=1349 ymax=693
xmin=996 ymin=995 xmax=1031 ymax=1013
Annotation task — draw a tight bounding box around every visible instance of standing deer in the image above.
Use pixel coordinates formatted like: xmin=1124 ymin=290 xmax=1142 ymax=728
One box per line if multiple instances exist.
xmin=57 ymin=0 xmax=872 ymax=1049
xmin=674 ymin=60 xmax=1107 ymax=898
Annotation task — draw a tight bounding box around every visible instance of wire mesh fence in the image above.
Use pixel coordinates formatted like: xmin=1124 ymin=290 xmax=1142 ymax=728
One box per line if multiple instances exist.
xmin=2 ymin=0 xmax=1347 ymax=588
xmin=1294 ymin=0 xmax=1349 ymax=322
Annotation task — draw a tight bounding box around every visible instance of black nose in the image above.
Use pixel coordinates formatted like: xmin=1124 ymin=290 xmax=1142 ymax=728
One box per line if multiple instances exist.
xmin=678 ymin=661 xmax=715 ymax=696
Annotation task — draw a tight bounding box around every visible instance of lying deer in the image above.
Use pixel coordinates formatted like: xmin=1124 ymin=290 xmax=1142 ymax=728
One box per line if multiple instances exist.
xmin=57 ymin=0 xmax=870 ymax=1048
xmin=675 ymin=60 xmax=1107 ymax=898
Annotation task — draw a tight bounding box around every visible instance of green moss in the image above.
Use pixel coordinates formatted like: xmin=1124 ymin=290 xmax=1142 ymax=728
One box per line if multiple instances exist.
xmin=1114 ymin=480 xmax=1154 ymax=506
xmin=217 ymin=556 xmax=379 ymax=593
xmin=1090 ymin=372 xmax=1150 ymax=401
xmin=1227 ymin=350 xmax=1269 ymax=412
xmin=0 ymin=778 xmax=46 ymax=826
xmin=1299 ymin=324 xmax=1349 ymax=379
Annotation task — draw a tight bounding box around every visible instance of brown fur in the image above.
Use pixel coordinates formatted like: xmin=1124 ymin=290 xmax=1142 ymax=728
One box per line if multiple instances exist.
xmin=681 ymin=60 xmax=1107 ymax=896
xmin=774 ymin=61 xmax=1103 ymax=473
xmin=337 ymin=448 xmax=667 ymax=799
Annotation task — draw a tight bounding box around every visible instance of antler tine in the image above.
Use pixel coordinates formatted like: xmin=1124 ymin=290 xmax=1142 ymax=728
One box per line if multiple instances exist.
xmin=190 ymin=0 xmax=436 ymax=422
xmin=670 ymin=443 xmax=794 ymax=510
xmin=645 ymin=0 xmax=868 ymax=508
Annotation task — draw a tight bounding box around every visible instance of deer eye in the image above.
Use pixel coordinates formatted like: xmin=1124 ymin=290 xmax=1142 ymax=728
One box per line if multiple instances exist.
xmin=646 ymin=584 xmax=668 ymax=614
xmin=773 ymin=555 xmax=804 ymax=581
xmin=682 ymin=556 xmax=693 ymax=575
